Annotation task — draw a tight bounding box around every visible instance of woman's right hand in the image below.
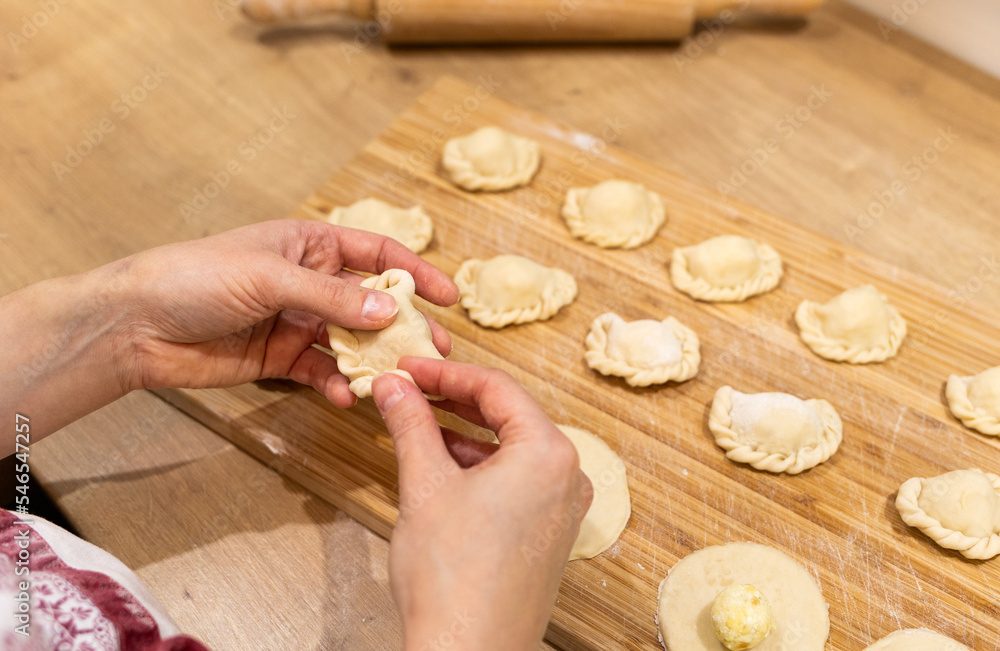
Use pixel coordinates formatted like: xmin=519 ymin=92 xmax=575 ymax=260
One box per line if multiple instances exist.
xmin=372 ymin=358 xmax=593 ymax=651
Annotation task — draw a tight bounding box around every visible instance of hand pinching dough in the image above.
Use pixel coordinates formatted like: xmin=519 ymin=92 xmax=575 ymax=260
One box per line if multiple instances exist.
xmin=441 ymin=126 xmax=540 ymax=191
xmin=324 ymin=269 xmax=443 ymax=398
xmin=454 ymin=254 xmax=577 ymax=328
xmin=863 ymin=629 xmax=970 ymax=651
xmin=326 ymin=198 xmax=433 ymax=254
xmin=584 ymin=312 xmax=699 ymax=386
xmin=794 ymin=285 xmax=906 ymax=363
xmin=656 ymin=542 xmax=830 ymax=651
xmin=669 ymin=235 xmax=782 ymax=303
xmin=946 ymin=365 xmax=1000 ymax=436
xmin=561 ymin=179 xmax=666 ymax=249
xmin=895 ymin=468 xmax=1000 ymax=560
xmin=708 ymin=387 xmax=843 ymax=475
xmin=556 ymin=425 xmax=631 ymax=560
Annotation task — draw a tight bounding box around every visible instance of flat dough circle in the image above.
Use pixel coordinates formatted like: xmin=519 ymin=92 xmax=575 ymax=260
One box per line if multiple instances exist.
xmin=946 ymin=365 xmax=1000 ymax=436
xmin=670 ymin=235 xmax=783 ymax=302
xmin=557 ymin=425 xmax=631 ymax=560
xmin=326 ymin=198 xmax=434 ymax=254
xmin=863 ymin=629 xmax=970 ymax=651
xmin=895 ymin=468 xmax=1000 ymax=560
xmin=656 ymin=542 xmax=829 ymax=651
xmin=441 ymin=126 xmax=541 ymax=191
xmin=795 ymin=285 xmax=906 ymax=364
xmin=454 ymin=254 xmax=577 ymax=328
xmin=561 ymin=179 xmax=666 ymax=249
xmin=708 ymin=386 xmax=843 ymax=475
xmin=584 ymin=312 xmax=700 ymax=387
xmin=324 ymin=269 xmax=443 ymax=398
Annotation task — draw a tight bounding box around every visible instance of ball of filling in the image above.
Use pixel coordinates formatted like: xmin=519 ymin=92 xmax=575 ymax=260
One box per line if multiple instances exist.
xmin=711 ymin=584 xmax=775 ymax=651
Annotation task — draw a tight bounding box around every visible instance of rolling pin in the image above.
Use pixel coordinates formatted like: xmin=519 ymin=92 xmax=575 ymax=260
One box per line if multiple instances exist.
xmin=240 ymin=0 xmax=826 ymax=43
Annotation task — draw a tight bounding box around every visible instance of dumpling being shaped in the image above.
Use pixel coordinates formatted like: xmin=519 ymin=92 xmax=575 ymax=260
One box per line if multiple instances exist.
xmin=946 ymin=365 xmax=1000 ymax=436
xmin=795 ymin=285 xmax=906 ymax=364
xmin=557 ymin=425 xmax=631 ymax=560
xmin=863 ymin=629 xmax=970 ymax=651
xmin=584 ymin=312 xmax=699 ymax=387
xmin=708 ymin=386 xmax=843 ymax=475
xmin=441 ymin=126 xmax=541 ymax=192
xmin=895 ymin=468 xmax=1000 ymax=560
xmin=323 ymin=269 xmax=443 ymax=398
xmin=326 ymin=198 xmax=433 ymax=253
xmin=454 ymin=254 xmax=577 ymax=328
xmin=670 ymin=235 xmax=783 ymax=302
xmin=561 ymin=180 xmax=666 ymax=249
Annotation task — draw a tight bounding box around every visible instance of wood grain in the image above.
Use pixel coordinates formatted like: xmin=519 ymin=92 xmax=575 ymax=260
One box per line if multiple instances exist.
xmin=156 ymin=76 xmax=1000 ymax=650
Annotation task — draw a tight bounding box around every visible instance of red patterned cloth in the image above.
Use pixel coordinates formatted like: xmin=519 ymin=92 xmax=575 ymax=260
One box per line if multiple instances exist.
xmin=0 ymin=509 xmax=209 ymax=651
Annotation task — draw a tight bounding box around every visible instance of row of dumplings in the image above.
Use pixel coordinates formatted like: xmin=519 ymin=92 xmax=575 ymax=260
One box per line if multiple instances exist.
xmin=324 ymin=125 xmax=1000 ymax=562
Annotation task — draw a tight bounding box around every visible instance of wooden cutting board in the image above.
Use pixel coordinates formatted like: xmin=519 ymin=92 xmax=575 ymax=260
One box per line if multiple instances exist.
xmin=155 ymin=76 xmax=1000 ymax=650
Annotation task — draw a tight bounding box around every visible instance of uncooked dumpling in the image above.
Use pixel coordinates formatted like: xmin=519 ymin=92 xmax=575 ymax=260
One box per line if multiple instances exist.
xmin=795 ymin=285 xmax=906 ymax=363
xmin=708 ymin=386 xmax=843 ymax=475
xmin=454 ymin=254 xmax=577 ymax=328
xmin=863 ymin=629 xmax=970 ymax=651
xmin=946 ymin=365 xmax=1000 ymax=436
xmin=441 ymin=126 xmax=540 ymax=191
xmin=561 ymin=180 xmax=666 ymax=249
xmin=670 ymin=235 xmax=782 ymax=302
xmin=326 ymin=198 xmax=433 ymax=254
xmin=895 ymin=468 xmax=1000 ymax=560
xmin=557 ymin=425 xmax=630 ymax=560
xmin=656 ymin=542 xmax=830 ymax=651
xmin=323 ymin=269 xmax=443 ymax=398
xmin=584 ymin=312 xmax=699 ymax=387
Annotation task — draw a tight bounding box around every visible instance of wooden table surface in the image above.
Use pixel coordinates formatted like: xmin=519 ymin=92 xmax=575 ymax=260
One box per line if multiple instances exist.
xmin=3 ymin=1 xmax=999 ymax=649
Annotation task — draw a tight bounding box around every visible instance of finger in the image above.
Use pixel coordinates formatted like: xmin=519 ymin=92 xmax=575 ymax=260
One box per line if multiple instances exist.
xmin=398 ymin=357 xmax=556 ymax=447
xmin=440 ymin=427 xmax=498 ymax=468
xmin=425 ymin=315 xmax=453 ymax=357
xmin=301 ymin=221 xmax=459 ymax=307
xmin=273 ymin=264 xmax=399 ymax=330
xmin=372 ymin=373 xmax=456 ymax=491
xmin=286 ymin=346 xmax=357 ymax=407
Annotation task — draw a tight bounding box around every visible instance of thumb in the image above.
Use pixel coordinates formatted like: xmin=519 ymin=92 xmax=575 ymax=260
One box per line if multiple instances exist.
xmin=276 ymin=265 xmax=399 ymax=330
xmin=373 ymin=373 xmax=457 ymax=503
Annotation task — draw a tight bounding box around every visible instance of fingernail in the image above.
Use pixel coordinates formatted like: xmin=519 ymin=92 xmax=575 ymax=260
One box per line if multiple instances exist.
xmin=362 ymin=292 xmax=398 ymax=322
xmin=374 ymin=374 xmax=405 ymax=414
